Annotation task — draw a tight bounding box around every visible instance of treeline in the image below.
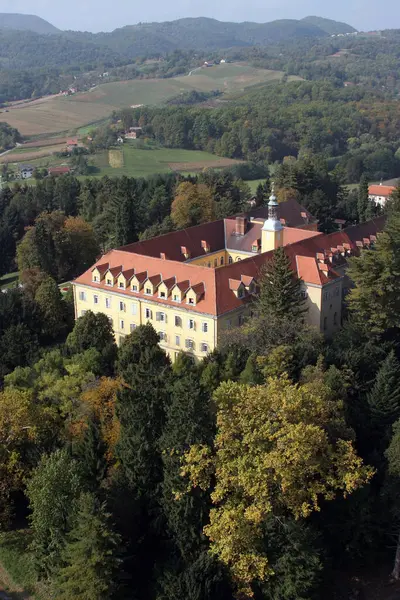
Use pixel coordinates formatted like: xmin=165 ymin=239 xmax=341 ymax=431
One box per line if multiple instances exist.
xmin=2 ymin=195 xmax=400 ymax=598
xmin=116 ymin=80 xmax=400 ymax=182
xmin=0 ymin=170 xmax=253 ymax=277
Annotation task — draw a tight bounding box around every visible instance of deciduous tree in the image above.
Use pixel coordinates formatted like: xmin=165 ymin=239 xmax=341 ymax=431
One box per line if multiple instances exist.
xmin=182 ymin=378 xmax=373 ymax=598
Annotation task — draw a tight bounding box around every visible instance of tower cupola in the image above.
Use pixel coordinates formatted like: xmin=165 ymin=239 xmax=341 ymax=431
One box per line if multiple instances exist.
xmin=261 ymin=184 xmax=284 ymax=253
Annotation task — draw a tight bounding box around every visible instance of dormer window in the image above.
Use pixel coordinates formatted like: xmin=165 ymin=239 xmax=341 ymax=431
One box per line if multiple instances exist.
xmin=201 ymin=240 xmax=210 ymax=253
xmin=119 ymin=282 xmax=125 ymax=289
xmin=159 ymin=291 xmax=166 ymax=298
xmin=237 ymin=288 xmax=244 ymax=299
xmin=132 ymin=284 xmax=138 ymax=292
xmin=173 ymin=294 xmax=180 ymax=302
xmin=188 ymin=297 xmax=195 ymax=305
xmin=145 ymin=287 xmax=152 ymax=295
xmin=93 ymin=275 xmax=99 ymax=283
xmin=106 ymin=278 xmax=112 ymax=286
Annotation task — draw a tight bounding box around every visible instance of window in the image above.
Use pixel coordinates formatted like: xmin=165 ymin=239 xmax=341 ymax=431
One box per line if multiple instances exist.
xmin=119 ymin=301 xmax=126 ymax=312
xmin=173 ymin=294 xmax=180 ymax=302
xmin=159 ymin=291 xmax=166 ymax=298
xmin=79 ymin=291 xmax=87 ymax=301
xmin=120 ymin=320 xmax=125 ymax=330
xmin=323 ymin=317 xmax=327 ymax=331
xmin=132 ymin=284 xmax=138 ymax=292
xmin=228 ymin=256 xmax=233 ymax=264
xmin=220 ymin=257 xmax=224 ymax=266
xmin=145 ymin=287 xmax=152 ymax=295
xmin=237 ymin=287 xmax=244 ymax=299
xmin=201 ymin=322 xmax=208 ymax=333
xmin=145 ymin=308 xmax=152 ymax=319
xmin=188 ymin=319 xmax=195 ymax=330
xmin=201 ymin=343 xmax=208 ymax=353
xmin=92 ymin=275 xmax=99 ymax=282
xmin=106 ymin=278 xmax=112 ymax=286
xmin=187 ymin=297 xmax=195 ymax=305
xmin=236 ymin=257 xmax=242 ymax=262
xmin=175 ymin=335 xmax=180 ymax=346
xmin=156 ymin=312 xmax=167 ymax=323
xmin=251 ymin=245 xmax=258 ymax=253
xmin=93 ymin=294 xmax=99 ymax=304
xmin=214 ymin=258 xmax=218 ymax=267
xmin=119 ymin=281 xmax=125 ymax=289
xmin=105 ymin=297 xmax=111 ymax=309
xmin=185 ymin=339 xmax=194 ymax=350
xmin=301 ymin=290 xmax=308 ymax=299
xmin=130 ymin=323 xmax=136 ymax=332
xmin=174 ymin=315 xmax=182 ymax=327
xmin=159 ymin=331 xmax=167 ymax=342
xmin=334 ymin=312 xmax=338 ymax=326
xmin=131 ymin=303 xmax=137 ymax=315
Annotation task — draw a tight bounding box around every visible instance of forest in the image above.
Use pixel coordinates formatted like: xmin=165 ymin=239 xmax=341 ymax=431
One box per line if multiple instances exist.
xmin=115 ymin=79 xmax=400 ymax=183
xmin=1 ymin=25 xmax=400 ymax=103
xmin=1 ymin=165 xmax=400 ymax=598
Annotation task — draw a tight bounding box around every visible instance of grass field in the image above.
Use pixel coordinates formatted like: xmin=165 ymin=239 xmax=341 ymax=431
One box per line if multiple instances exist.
xmin=88 ymin=142 xmax=244 ymax=178
xmin=0 ymin=64 xmax=301 ymax=137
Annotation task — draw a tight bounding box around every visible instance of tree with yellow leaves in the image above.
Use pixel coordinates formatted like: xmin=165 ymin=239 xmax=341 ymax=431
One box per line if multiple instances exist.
xmin=0 ymin=387 xmax=56 ymax=526
xmin=171 ymin=182 xmax=215 ymax=229
xmin=182 ymin=377 xmax=374 ymax=598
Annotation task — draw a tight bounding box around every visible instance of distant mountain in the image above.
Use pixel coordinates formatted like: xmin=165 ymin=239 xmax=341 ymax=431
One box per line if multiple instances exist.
xmin=301 ymin=16 xmax=357 ymax=35
xmin=0 ymin=13 xmax=59 ymax=34
xmin=112 ymin=17 xmax=331 ymax=52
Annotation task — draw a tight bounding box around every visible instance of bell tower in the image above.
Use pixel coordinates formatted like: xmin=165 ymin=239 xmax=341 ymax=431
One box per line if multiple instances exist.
xmin=261 ymin=184 xmax=283 ymax=253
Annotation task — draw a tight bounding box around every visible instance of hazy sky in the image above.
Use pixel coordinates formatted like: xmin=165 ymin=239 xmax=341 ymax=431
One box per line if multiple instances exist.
xmin=0 ymin=0 xmax=398 ymax=32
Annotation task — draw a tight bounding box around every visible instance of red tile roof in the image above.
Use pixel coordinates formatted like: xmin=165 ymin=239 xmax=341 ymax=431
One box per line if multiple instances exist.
xmin=246 ymin=198 xmax=317 ymax=227
xmin=74 ymin=217 xmax=386 ymax=317
xmin=369 ymin=185 xmax=396 ymax=197
xmin=121 ymin=220 xmax=225 ymax=262
xmin=48 ymin=166 xmax=71 ymax=175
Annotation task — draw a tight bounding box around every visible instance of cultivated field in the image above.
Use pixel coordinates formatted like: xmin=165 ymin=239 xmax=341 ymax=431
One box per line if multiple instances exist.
xmin=0 ymin=143 xmax=66 ymax=164
xmin=0 ymin=64 xmax=301 ymax=137
xmin=89 ymin=143 xmax=244 ymax=179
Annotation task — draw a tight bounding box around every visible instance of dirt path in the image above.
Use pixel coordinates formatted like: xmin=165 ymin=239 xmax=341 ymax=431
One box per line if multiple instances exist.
xmin=0 ymin=562 xmax=33 ymax=600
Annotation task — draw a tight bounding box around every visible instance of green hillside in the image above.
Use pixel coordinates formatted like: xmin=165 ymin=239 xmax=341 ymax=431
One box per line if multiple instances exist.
xmin=301 ymin=15 xmax=357 ymax=34
xmin=0 ymin=12 xmax=59 ymax=34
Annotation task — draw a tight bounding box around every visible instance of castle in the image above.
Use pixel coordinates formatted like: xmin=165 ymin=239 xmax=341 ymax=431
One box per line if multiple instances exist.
xmin=72 ymin=190 xmax=385 ymax=361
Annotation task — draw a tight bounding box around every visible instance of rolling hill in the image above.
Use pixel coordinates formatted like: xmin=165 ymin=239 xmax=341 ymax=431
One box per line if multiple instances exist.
xmin=0 ymin=13 xmax=59 ymax=34
xmin=301 ymin=16 xmax=357 ymax=35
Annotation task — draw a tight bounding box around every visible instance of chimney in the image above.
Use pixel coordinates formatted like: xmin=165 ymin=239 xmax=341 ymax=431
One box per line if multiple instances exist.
xmin=235 ymin=216 xmax=247 ymax=236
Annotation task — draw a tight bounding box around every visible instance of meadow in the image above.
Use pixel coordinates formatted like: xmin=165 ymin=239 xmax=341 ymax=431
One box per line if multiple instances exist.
xmin=89 ymin=142 xmax=244 ymax=178
xmin=0 ymin=64 xmax=301 ymax=137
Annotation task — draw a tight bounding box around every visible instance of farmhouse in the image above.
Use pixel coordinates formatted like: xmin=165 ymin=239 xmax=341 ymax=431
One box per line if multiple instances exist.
xmin=66 ymin=137 xmax=79 ymax=152
xmin=369 ymin=183 xmax=396 ymax=207
xmin=19 ymin=164 xmax=34 ymax=179
xmin=73 ymin=191 xmax=385 ymax=362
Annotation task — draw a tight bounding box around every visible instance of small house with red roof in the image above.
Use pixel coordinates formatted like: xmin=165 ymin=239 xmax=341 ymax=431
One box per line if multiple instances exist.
xmin=369 ymin=183 xmax=396 ymax=207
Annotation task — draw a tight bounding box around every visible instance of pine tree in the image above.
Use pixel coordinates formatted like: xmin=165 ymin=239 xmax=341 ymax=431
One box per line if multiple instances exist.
xmin=160 ymin=372 xmax=214 ymax=557
xmin=240 ymin=353 xmax=264 ymax=385
xmin=54 ymin=492 xmax=121 ymax=600
xmin=367 ymin=351 xmax=400 ymax=437
xmin=257 ymin=246 xmax=306 ymax=322
xmin=357 ymin=173 xmax=370 ymax=223
xmin=116 ymin=324 xmax=172 ymax=502
xmin=74 ymin=415 xmax=107 ymax=493
xmin=114 ymin=195 xmax=135 ymax=247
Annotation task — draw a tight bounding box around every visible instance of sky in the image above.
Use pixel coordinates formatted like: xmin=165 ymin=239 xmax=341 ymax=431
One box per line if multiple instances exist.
xmin=0 ymin=0 xmax=399 ymax=32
